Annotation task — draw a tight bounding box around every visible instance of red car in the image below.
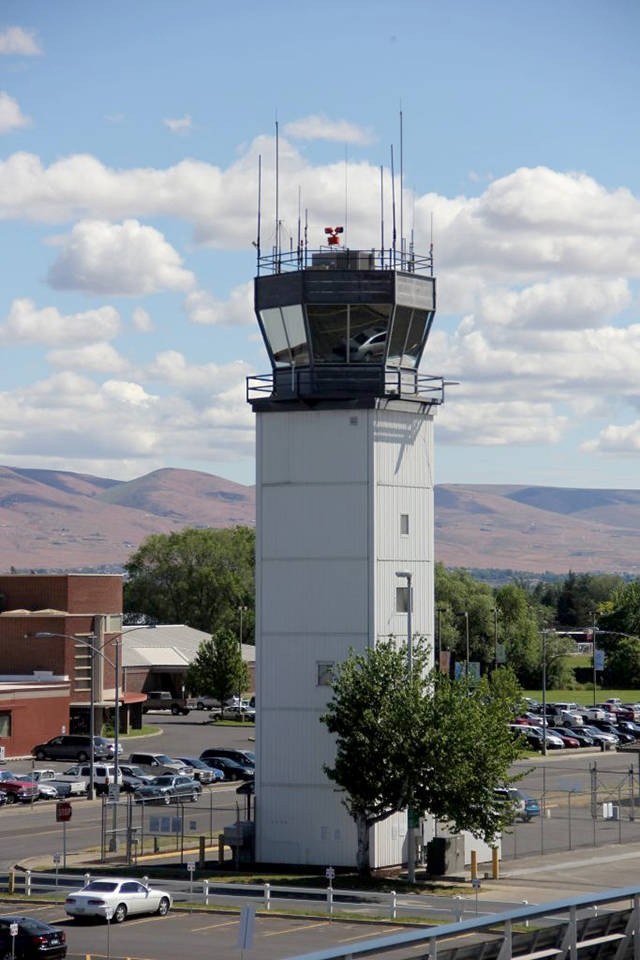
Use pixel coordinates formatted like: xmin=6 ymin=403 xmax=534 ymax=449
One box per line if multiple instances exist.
xmin=548 ymin=728 xmax=579 ymax=748
xmin=0 ymin=770 xmax=39 ymax=803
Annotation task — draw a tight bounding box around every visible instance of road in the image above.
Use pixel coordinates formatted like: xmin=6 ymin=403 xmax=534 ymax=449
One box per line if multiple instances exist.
xmin=0 ymin=713 xmax=255 ymax=871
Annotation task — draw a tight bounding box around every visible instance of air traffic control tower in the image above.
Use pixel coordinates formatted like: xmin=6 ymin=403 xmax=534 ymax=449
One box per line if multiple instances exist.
xmin=247 ymin=238 xmax=446 ymax=868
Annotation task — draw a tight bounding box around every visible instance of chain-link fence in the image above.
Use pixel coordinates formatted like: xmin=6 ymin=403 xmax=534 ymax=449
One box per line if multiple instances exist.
xmin=502 ymin=759 xmax=640 ymax=859
xmin=99 ymin=789 xmax=250 ymax=864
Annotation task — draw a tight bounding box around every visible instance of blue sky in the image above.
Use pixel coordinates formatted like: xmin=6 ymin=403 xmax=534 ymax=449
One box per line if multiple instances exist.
xmin=0 ymin=0 xmax=639 ymax=488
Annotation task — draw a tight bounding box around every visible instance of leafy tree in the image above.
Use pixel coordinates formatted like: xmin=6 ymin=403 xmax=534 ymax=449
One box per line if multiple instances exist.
xmin=603 ymin=636 xmax=640 ymax=687
xmin=186 ymin=629 xmax=250 ymax=716
xmin=124 ymin=526 xmax=255 ymax=636
xmin=321 ymin=640 xmax=524 ymax=875
xmin=600 ymin=579 xmax=640 ymax=637
xmin=435 ymin=564 xmax=495 ymax=668
xmin=495 ymin=585 xmax=540 ymax=686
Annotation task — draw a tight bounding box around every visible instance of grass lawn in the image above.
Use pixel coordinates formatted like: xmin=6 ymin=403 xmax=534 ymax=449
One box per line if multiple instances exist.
xmin=522 ymin=689 xmax=640 ymax=705
xmin=102 ymin=724 xmax=160 ymax=738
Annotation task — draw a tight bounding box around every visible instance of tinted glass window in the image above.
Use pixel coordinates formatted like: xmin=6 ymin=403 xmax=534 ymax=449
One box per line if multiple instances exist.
xmin=281 ymin=305 xmax=309 ymax=364
xmin=121 ymin=882 xmax=140 ymax=893
xmin=403 ymin=308 xmax=431 ymax=366
xmin=260 ymin=307 xmax=290 ymax=367
xmin=307 ymin=304 xmax=348 ymax=363
xmin=345 ymin=304 xmax=390 ymax=363
xmin=85 ymin=881 xmax=118 ymax=892
xmin=387 ymin=306 xmax=413 ymax=366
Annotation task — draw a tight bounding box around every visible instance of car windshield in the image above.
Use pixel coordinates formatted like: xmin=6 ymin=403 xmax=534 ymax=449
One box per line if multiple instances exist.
xmin=154 ymin=776 xmax=174 ymax=785
xmin=127 ymin=767 xmax=145 ymax=777
xmin=182 ymin=758 xmax=206 ymax=769
xmin=94 ymin=738 xmax=110 ymax=745
xmin=155 ymin=755 xmax=172 ymax=764
xmin=84 ymin=881 xmax=118 ymax=892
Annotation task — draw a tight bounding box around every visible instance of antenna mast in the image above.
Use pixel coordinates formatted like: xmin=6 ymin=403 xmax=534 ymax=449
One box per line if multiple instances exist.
xmin=275 ymin=116 xmax=280 ymax=268
xmin=256 ymin=153 xmax=262 ymax=271
xmin=380 ymin=164 xmax=384 ymax=268
xmin=390 ymin=145 xmax=397 ymax=268
xmin=399 ymin=108 xmax=404 ymax=268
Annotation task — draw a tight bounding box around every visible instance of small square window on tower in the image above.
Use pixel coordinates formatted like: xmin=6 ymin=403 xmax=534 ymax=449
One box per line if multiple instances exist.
xmin=396 ymin=586 xmax=413 ymax=613
xmin=317 ymin=662 xmax=334 ymax=686
xmin=400 ymin=513 xmax=409 ymax=536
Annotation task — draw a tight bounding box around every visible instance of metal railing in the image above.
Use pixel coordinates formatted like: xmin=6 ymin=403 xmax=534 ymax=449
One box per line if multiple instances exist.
xmin=257 ymin=247 xmax=434 ymax=277
xmin=246 ymin=369 xmax=447 ymax=404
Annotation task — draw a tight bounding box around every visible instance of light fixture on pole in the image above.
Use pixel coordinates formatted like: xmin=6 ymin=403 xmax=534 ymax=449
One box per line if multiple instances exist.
xmin=395 ymin=570 xmax=415 ymax=884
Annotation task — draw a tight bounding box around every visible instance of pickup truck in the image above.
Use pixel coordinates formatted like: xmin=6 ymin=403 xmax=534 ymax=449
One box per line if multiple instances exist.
xmin=142 ymin=690 xmax=190 ymax=715
xmin=30 ymin=768 xmax=88 ymax=797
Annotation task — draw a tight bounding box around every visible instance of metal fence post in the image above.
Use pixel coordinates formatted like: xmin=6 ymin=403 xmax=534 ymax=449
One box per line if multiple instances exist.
xmin=327 ymin=885 xmax=333 ymax=915
xmin=522 ymin=900 xmax=529 ymax=928
xmin=389 ymin=890 xmax=397 ymax=920
xmin=569 ymin=905 xmax=577 ymax=960
xmin=25 ymin=870 xmax=31 ymax=897
xmin=202 ymin=879 xmax=209 ymax=905
xmin=630 ymin=764 xmax=635 ymax=822
xmin=264 ymin=882 xmax=270 ymax=911
xmin=455 ymin=895 xmax=463 ymax=923
xmin=619 ymin=786 xmax=623 ymax=843
xmin=568 ymin=791 xmax=572 ymax=851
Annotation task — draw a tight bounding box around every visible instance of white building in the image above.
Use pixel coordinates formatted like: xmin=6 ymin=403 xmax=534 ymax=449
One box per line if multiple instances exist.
xmin=249 ymin=246 xmax=445 ymax=868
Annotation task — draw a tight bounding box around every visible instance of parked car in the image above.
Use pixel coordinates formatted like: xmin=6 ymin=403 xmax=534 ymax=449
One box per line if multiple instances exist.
xmin=0 ymin=914 xmax=66 ymax=958
xmin=127 ymin=752 xmax=191 ymax=776
xmin=0 ymin=771 xmax=39 ymax=803
xmin=173 ymin=757 xmax=220 ymax=784
xmin=578 ymin=706 xmax=606 ymax=721
xmin=0 ymin=791 xmax=7 ymax=806
xmin=200 ymin=756 xmax=254 ymax=781
xmin=134 ymin=775 xmax=202 ymax=804
xmin=200 ymin=748 xmax=255 ymax=767
xmin=65 ymin=878 xmax=172 ymax=923
xmin=32 ymin=735 xmax=111 ymax=763
xmin=29 ymin=769 xmax=88 ymax=797
xmin=561 ymin=728 xmax=595 ymax=747
xmin=547 ymin=728 xmax=580 ymax=748
xmin=190 ymin=696 xmax=218 ymax=711
xmin=142 ymin=691 xmax=189 ymax=716
xmin=616 ymin=721 xmax=640 ymax=740
xmin=118 ymin=764 xmax=154 ymax=793
xmin=591 ymin=720 xmax=634 ymax=742
xmin=15 ymin=775 xmax=59 ymax=800
xmin=494 ymin=787 xmax=540 ymax=822
xmin=582 ymin=724 xmax=619 ymax=748
xmin=63 ymin=764 xmax=123 ymax=795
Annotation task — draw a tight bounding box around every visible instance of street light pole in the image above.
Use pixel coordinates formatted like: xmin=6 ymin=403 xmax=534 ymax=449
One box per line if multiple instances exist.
xmin=541 ymin=629 xmax=548 ymax=758
xmin=395 ymin=571 xmax=414 ymax=883
xmin=89 ymin=633 xmax=95 ymax=799
xmin=494 ymin=607 xmax=499 ymax=670
xmin=464 ymin=611 xmax=470 ymax=677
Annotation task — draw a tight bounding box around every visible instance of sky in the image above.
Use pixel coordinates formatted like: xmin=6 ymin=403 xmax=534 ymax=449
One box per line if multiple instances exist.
xmin=0 ymin=0 xmax=639 ymax=489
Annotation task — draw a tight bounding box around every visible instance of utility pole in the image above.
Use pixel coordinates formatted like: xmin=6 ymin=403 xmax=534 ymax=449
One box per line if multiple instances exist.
xmin=592 ymin=611 xmax=597 ymax=708
xmin=541 ymin=630 xmax=548 ymax=758
xmin=464 ymin=611 xmax=470 ymax=677
xmin=494 ymin=607 xmax=499 ymax=670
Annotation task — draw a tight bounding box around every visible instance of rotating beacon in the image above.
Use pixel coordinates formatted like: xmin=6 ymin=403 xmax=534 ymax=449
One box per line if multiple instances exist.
xmin=247 ymin=177 xmax=447 ymax=867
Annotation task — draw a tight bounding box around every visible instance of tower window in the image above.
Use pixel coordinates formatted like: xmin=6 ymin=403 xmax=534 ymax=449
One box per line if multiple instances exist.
xmin=396 ymin=587 xmax=412 ymax=613
xmin=317 ymin=662 xmax=334 ymax=686
xmin=400 ymin=514 xmax=409 ymax=536
xmin=0 ymin=711 xmax=11 ymax=737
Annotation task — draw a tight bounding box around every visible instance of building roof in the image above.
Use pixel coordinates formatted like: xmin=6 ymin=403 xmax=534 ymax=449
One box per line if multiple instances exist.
xmin=120 ymin=624 xmax=255 ymax=669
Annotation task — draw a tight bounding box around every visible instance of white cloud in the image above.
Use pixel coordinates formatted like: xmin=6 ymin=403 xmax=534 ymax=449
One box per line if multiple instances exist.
xmin=284 ymin=114 xmax=375 ymax=145
xmin=0 ymin=92 xmax=30 ymax=133
xmin=583 ymin=422 xmax=640 ymax=455
xmin=477 ymin=277 xmax=631 ymax=332
xmin=47 ymin=219 xmax=195 ymax=295
xmin=184 ymin=282 xmax=253 ymax=326
xmin=47 ymin=342 xmax=128 ymax=373
xmin=436 ymin=401 xmax=568 ymax=446
xmin=147 ymin=350 xmax=252 ymax=394
xmin=132 ymin=306 xmax=153 ymax=332
xmin=0 ymin=298 xmax=120 ymax=344
xmin=163 ymin=114 xmax=192 ymax=133
xmin=0 ymin=27 xmax=41 ymax=56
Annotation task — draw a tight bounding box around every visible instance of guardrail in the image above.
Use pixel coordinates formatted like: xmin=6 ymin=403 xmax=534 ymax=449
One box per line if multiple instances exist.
xmin=1 ymin=870 xmax=523 ymax=923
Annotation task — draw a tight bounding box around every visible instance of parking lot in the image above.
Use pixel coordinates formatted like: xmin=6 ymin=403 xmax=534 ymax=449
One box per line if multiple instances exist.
xmin=0 ymin=901 xmax=404 ymax=960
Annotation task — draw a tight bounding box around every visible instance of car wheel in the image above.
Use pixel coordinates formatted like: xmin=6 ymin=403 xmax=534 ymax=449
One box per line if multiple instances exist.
xmin=157 ymin=896 xmax=170 ymax=916
xmin=191 ymin=791 xmax=198 ymax=803
xmin=78 ymin=752 xmax=88 ymax=762
xmin=5 ymin=793 xmax=15 ymax=805
xmin=113 ymin=903 xmax=127 ymax=924
xmin=197 ymin=701 xmax=204 ymax=710
xmin=163 ymin=795 xmax=171 ymax=805
xmin=36 ymin=750 xmax=46 ymax=761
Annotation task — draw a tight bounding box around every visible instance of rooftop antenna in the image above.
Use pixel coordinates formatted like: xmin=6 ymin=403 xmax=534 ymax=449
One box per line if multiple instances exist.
xmin=344 ymin=143 xmax=348 ymax=250
xmin=430 ymin=210 xmax=434 ymax=275
xmin=390 ymin=144 xmax=397 ymax=268
xmin=297 ymin=185 xmax=302 ymax=267
xmin=275 ymin=114 xmax=279 ymax=268
xmin=304 ymin=207 xmax=308 ymax=267
xmin=380 ymin=164 xmax=385 ymax=268
xmin=255 ymin=153 xmax=262 ymax=270
xmin=399 ymin=107 xmax=404 ymax=268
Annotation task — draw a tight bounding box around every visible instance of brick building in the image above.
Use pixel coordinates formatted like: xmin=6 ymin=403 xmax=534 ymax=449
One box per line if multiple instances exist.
xmin=0 ymin=574 xmax=145 ymax=759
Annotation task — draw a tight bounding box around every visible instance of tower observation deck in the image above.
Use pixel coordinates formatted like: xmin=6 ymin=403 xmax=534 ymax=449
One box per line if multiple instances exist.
xmin=247 ymin=245 xmax=445 ymax=408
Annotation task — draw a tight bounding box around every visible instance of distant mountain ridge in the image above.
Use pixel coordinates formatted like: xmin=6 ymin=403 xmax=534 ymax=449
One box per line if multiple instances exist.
xmin=0 ymin=466 xmax=638 ymax=575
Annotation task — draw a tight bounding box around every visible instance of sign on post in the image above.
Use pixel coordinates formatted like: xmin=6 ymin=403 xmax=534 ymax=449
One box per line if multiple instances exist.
xmin=9 ymin=923 xmax=18 ymax=936
xmin=52 ymin=853 xmax=61 ymax=865
xmin=325 ymin=866 xmax=335 ymax=883
xmin=107 ymin=783 xmax=120 ymax=801
xmin=56 ymin=801 xmax=72 ymax=822
xmin=594 ymin=649 xmax=605 ymax=671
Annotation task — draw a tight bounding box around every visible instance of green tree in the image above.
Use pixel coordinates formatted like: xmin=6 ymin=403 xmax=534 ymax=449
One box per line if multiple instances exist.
xmin=495 ymin=585 xmax=540 ymax=686
xmin=434 ymin=564 xmax=495 ymax=668
xmin=124 ymin=526 xmax=255 ymax=635
xmin=600 ymin=579 xmax=640 ymax=637
xmin=603 ymin=636 xmax=640 ymax=687
xmin=186 ymin=629 xmax=250 ymax=716
xmin=321 ymin=641 xmax=524 ymax=875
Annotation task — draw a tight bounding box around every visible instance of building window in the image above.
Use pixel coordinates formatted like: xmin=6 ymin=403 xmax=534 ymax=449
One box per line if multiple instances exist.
xmin=317 ymin=662 xmax=334 ymax=686
xmin=400 ymin=513 xmax=409 ymax=536
xmin=396 ymin=586 xmax=412 ymax=613
xmin=0 ymin=711 xmax=11 ymax=738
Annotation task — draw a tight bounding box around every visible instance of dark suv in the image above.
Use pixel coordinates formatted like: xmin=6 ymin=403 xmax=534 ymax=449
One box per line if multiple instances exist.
xmin=200 ymin=748 xmax=254 ymax=766
xmin=32 ymin=736 xmax=111 ymax=762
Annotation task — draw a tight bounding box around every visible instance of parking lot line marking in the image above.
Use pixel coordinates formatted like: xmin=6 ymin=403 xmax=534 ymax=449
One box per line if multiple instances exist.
xmin=339 ymin=927 xmax=401 ymax=942
xmin=191 ymin=918 xmax=240 ymax=932
xmin=263 ymin=921 xmax=327 ymax=937
xmin=124 ymin=914 xmax=171 ymax=927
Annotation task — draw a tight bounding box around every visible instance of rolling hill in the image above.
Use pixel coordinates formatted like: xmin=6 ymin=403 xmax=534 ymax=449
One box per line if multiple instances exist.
xmin=0 ymin=465 xmax=638 ymax=575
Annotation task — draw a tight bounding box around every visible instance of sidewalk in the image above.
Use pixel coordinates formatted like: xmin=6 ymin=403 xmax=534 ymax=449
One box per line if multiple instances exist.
xmin=476 ymin=838 xmax=640 ymax=904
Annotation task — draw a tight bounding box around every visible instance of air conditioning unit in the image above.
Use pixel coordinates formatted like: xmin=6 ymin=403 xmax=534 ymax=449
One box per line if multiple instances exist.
xmin=0 ymin=745 xmax=5 ymax=762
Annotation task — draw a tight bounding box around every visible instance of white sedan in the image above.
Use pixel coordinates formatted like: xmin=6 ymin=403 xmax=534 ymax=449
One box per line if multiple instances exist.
xmin=65 ymin=878 xmax=172 ymax=923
